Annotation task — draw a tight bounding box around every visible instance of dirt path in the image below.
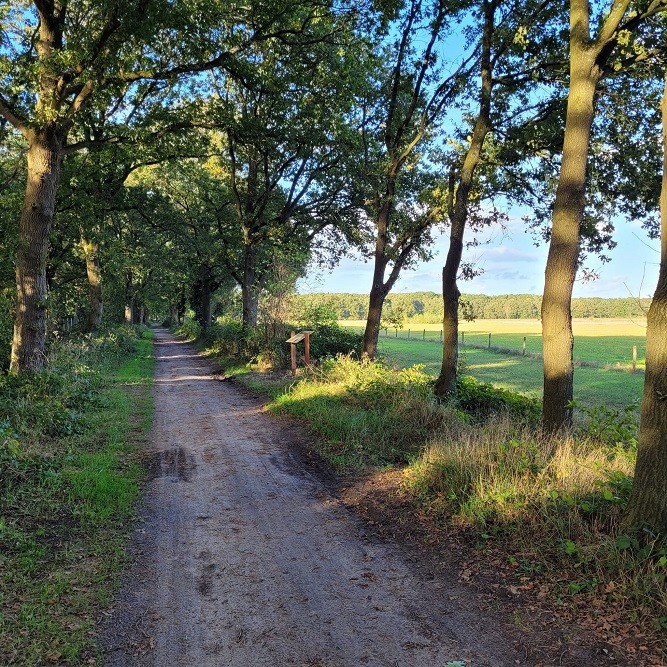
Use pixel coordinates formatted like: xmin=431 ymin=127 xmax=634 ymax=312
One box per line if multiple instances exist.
xmin=100 ymin=330 xmax=599 ymax=667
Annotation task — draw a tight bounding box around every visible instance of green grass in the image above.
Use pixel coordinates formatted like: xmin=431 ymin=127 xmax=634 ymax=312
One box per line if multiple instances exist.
xmin=244 ymin=355 xmax=663 ymax=652
xmin=0 ymin=327 xmax=154 ymax=666
xmin=375 ymin=337 xmax=644 ymax=409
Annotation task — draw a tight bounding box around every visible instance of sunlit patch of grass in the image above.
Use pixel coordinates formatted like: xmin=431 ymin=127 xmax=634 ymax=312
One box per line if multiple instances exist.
xmin=264 ymin=356 xmax=453 ymax=468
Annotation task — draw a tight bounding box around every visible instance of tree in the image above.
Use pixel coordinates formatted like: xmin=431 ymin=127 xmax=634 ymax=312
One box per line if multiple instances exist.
xmin=356 ymin=0 xmax=475 ymax=359
xmin=433 ymin=0 xmax=497 ymax=396
xmin=214 ymin=22 xmax=361 ymax=327
xmin=0 ymin=0 xmax=334 ymax=372
xmin=623 ymin=70 xmax=667 ymax=534
xmin=541 ymin=0 xmax=667 ymax=431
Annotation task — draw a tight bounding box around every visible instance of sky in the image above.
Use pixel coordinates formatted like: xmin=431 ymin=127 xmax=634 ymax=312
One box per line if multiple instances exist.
xmin=298 ymin=215 xmax=661 ymax=300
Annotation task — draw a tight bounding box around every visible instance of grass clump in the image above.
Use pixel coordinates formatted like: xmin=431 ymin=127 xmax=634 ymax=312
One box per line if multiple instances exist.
xmin=403 ymin=415 xmax=667 ymax=643
xmin=0 ymin=325 xmax=154 ymax=666
xmin=267 ymin=356 xmax=451 ymax=467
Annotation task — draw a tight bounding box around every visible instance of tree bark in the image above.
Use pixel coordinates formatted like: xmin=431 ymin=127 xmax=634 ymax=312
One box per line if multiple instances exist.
xmin=80 ymin=235 xmax=103 ymax=333
xmin=541 ymin=6 xmax=601 ymax=431
xmin=623 ymin=73 xmax=667 ymax=534
xmin=192 ymin=268 xmax=214 ymax=331
xmin=10 ymin=128 xmax=63 ymax=373
xmin=241 ymin=245 xmax=260 ymax=327
xmin=362 ymin=212 xmax=392 ymax=359
xmin=434 ymin=0 xmax=493 ymax=397
xmin=124 ymin=269 xmax=135 ymax=325
xmin=362 ymin=283 xmax=390 ymax=358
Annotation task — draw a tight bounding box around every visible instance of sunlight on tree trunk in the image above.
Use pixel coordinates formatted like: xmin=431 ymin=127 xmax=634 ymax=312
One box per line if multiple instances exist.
xmin=81 ymin=235 xmax=103 ymax=333
xmin=623 ymin=72 xmax=667 ymax=534
xmin=541 ymin=1 xmax=602 ymax=431
xmin=10 ymin=129 xmax=63 ymax=373
xmin=362 ymin=283 xmax=389 ymax=359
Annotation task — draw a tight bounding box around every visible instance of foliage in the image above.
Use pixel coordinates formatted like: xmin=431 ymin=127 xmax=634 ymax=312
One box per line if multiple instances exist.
xmin=452 ymin=376 xmax=541 ymax=426
xmin=175 ymin=316 xmax=202 ymax=341
xmin=307 ymin=324 xmax=363 ymax=360
xmin=573 ymin=401 xmax=639 ymax=449
xmin=290 ymin=292 xmax=652 ymax=323
xmin=0 ymin=326 xmax=141 ymax=438
xmin=0 ymin=325 xmax=153 ymax=665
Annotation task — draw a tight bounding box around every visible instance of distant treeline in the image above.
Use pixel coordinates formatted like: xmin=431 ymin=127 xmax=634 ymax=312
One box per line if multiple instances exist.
xmin=291 ymin=292 xmax=651 ymax=323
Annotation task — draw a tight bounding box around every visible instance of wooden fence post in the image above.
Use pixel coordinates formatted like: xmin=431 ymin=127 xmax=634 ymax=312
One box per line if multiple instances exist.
xmin=523 ymin=336 xmax=526 ymax=356
xmin=423 ymin=329 xmax=426 ymax=341
xmin=632 ymin=345 xmax=637 ymax=373
xmin=461 ymin=331 xmax=465 ymax=345
xmin=488 ymin=332 xmax=491 ymax=349
xmin=304 ymin=331 xmax=311 ymax=365
xmin=290 ymin=331 xmax=297 ymax=376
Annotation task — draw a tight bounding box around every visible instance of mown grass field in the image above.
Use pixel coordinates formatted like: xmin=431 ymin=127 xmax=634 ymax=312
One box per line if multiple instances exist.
xmin=341 ymin=319 xmax=646 ymax=408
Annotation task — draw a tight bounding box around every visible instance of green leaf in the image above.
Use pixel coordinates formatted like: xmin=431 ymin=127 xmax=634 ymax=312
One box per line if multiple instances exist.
xmin=563 ymin=540 xmax=577 ymax=556
xmin=615 ymin=535 xmax=633 ymax=550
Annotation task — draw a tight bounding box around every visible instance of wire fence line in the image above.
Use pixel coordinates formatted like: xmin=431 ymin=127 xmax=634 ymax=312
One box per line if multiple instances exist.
xmin=379 ymin=327 xmax=645 ymax=374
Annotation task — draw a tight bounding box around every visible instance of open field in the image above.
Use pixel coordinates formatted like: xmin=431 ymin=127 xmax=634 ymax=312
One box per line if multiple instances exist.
xmin=341 ymin=319 xmax=646 ymax=408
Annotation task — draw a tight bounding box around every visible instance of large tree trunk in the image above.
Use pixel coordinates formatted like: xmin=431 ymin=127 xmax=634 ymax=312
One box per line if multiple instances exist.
xmin=434 ymin=0 xmax=493 ymax=397
xmin=362 ymin=283 xmax=390 ymax=359
xmin=623 ymin=73 xmax=667 ymax=534
xmin=10 ymin=128 xmax=63 ymax=373
xmin=192 ymin=268 xmax=213 ymax=331
xmin=241 ymin=246 xmax=260 ymax=327
xmin=541 ymin=23 xmax=600 ymax=431
xmin=80 ymin=235 xmax=103 ymax=333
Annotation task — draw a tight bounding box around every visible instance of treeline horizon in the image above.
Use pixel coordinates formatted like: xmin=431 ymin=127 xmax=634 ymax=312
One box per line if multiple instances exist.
xmin=291 ymin=292 xmax=652 ymax=323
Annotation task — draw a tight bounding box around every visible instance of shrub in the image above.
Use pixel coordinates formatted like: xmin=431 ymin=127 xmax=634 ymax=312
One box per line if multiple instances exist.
xmin=307 ymin=324 xmax=363 ymax=360
xmin=453 ymin=375 xmax=541 ymax=425
xmin=175 ymin=316 xmax=201 ymax=340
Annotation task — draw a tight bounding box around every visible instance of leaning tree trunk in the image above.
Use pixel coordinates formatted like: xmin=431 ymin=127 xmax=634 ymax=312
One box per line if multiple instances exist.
xmin=541 ymin=45 xmax=600 ymax=432
xmin=623 ymin=73 xmax=667 ymax=534
xmin=10 ymin=128 xmax=63 ymax=373
xmin=434 ymin=0 xmax=493 ymax=398
xmin=80 ymin=235 xmax=103 ymax=333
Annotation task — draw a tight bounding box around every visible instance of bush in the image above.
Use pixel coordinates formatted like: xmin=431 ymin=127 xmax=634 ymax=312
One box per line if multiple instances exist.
xmin=174 ymin=316 xmax=201 ymax=340
xmin=0 ymin=325 xmax=142 ymax=439
xmin=453 ymin=375 xmax=541 ymax=425
xmin=307 ymin=324 xmax=363 ymax=360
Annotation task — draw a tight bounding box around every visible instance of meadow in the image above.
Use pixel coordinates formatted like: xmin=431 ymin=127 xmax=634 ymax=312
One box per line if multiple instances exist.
xmin=340 ymin=319 xmax=647 ymax=408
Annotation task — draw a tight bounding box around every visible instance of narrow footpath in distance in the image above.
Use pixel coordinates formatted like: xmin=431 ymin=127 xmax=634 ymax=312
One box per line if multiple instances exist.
xmin=99 ymin=329 xmax=610 ymax=667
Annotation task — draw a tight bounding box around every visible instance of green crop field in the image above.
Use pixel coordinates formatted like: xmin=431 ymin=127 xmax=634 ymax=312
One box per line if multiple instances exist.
xmin=341 ymin=319 xmax=646 ymax=408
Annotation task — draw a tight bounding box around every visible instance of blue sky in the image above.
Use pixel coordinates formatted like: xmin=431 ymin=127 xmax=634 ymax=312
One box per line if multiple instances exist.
xmin=299 ymin=215 xmax=660 ymax=299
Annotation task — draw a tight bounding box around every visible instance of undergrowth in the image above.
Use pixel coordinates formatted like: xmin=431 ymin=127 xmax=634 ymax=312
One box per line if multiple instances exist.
xmin=0 ymin=325 xmax=154 ymax=666
xmin=246 ymin=353 xmax=663 ymax=653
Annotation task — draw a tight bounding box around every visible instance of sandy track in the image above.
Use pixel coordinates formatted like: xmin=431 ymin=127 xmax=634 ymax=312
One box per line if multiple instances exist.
xmin=99 ymin=330 xmax=578 ymax=666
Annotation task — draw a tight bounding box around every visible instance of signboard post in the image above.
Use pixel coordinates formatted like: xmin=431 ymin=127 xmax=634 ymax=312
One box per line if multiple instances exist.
xmin=285 ymin=331 xmax=314 ymax=375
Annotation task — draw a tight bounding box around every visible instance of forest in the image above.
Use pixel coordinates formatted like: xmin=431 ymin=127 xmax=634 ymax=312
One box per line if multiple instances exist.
xmin=290 ymin=291 xmax=653 ymax=322
xmin=2 ymin=0 xmax=667 ymax=663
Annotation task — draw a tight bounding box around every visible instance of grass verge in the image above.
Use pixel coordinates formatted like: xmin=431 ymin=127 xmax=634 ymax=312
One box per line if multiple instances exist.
xmin=0 ymin=326 xmax=154 ymax=666
xmin=236 ymin=354 xmax=663 ymax=658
